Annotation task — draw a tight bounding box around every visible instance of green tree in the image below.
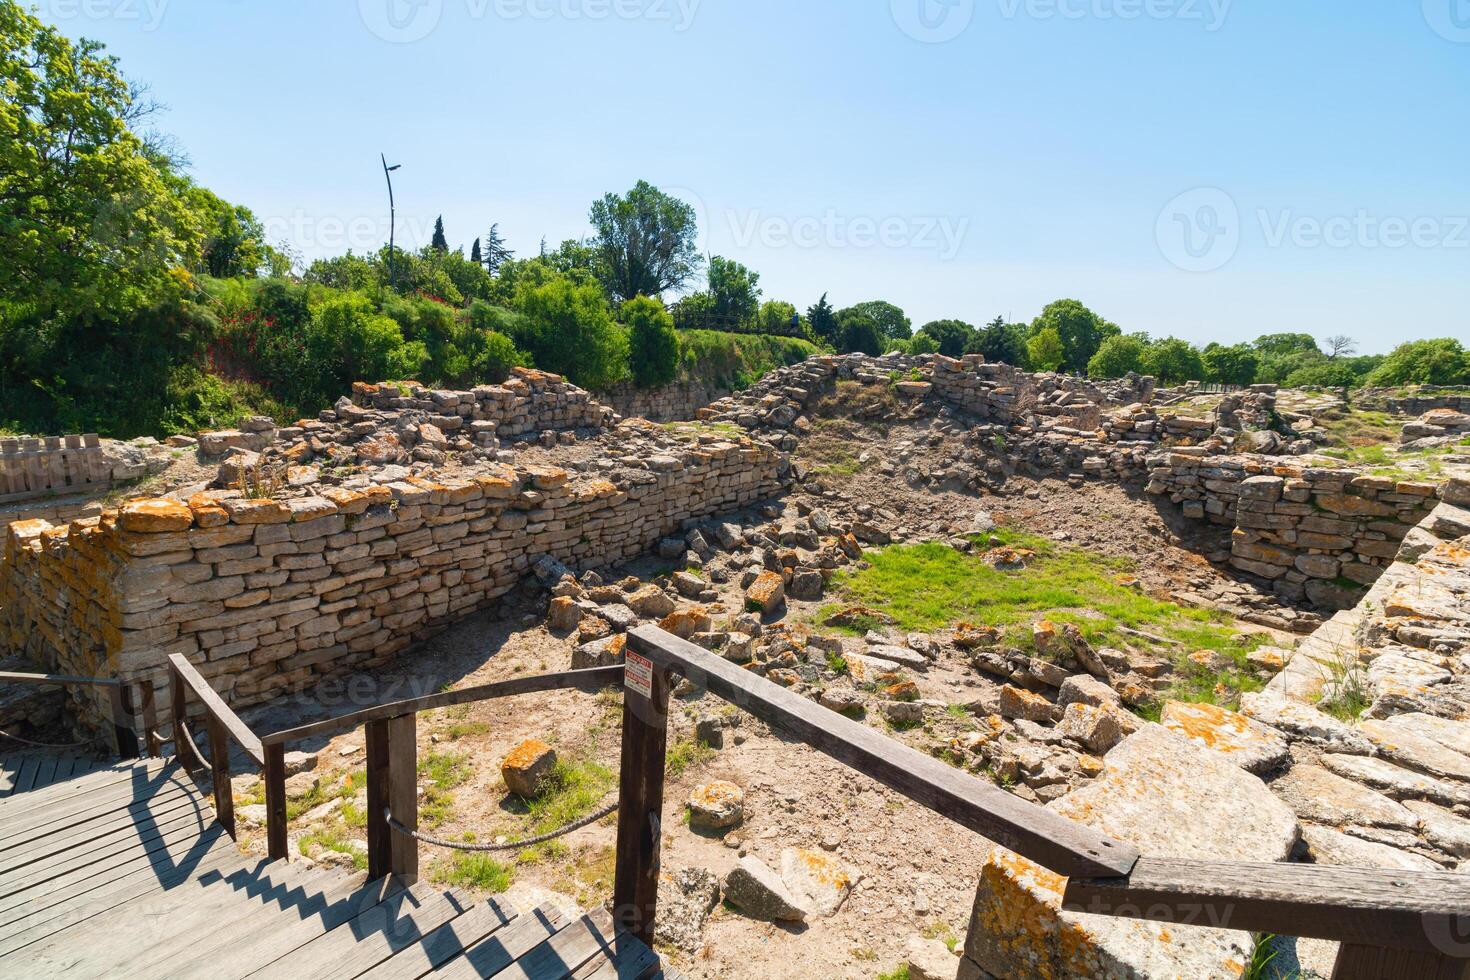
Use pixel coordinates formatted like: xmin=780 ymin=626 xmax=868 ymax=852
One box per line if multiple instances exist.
xmin=907 ymin=332 xmax=939 ymax=355
xmin=1201 ymin=343 xmax=1260 ymax=386
xmin=707 ymin=256 xmax=761 ymax=323
xmin=807 ymin=293 xmax=838 ymax=345
xmin=1026 ymin=327 xmax=1065 ymax=373
xmin=469 ymin=238 xmax=482 ymax=265
xmin=624 ymin=296 xmax=679 ymax=387
xmin=482 ymin=224 xmax=513 ymax=273
xmin=1141 ymin=338 xmax=1206 ymax=384
xmin=308 ymin=295 xmax=427 ymax=396
xmin=1284 ymin=362 xmax=1358 ymax=388
xmin=756 ymin=300 xmax=801 ymax=336
xmin=1031 ymin=299 xmax=1117 ymax=374
xmin=968 ymin=317 xmax=1030 ymax=367
xmin=588 ymin=180 xmax=702 ymax=302
xmin=846 ymin=300 xmax=911 ymax=341
xmin=835 ymin=309 xmax=883 ymax=355
xmin=1 ymin=4 xmax=202 ymax=323
xmin=514 ymin=275 xmax=629 ymax=389
xmin=917 ymin=319 xmax=975 ymax=357
xmin=431 ymin=216 xmax=448 ymax=253
xmin=1365 ymin=339 xmax=1470 ymax=387
xmin=1087 ymin=334 xmax=1147 ymax=378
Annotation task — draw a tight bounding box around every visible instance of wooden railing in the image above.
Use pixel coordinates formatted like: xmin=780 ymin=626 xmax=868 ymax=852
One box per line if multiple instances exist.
xmin=620 ymin=625 xmax=1470 ymax=979
xmin=0 ymin=669 xmax=156 ymax=760
xmin=167 ymin=654 xmax=263 ymax=839
xmin=256 ymin=666 xmax=625 ymax=876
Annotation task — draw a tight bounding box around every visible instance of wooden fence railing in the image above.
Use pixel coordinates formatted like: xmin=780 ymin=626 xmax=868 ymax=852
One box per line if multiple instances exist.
xmin=0 ymin=434 xmax=112 ymax=504
xmin=167 ymin=654 xmax=263 ymax=839
xmin=0 ymin=669 xmax=155 ymax=760
xmin=256 ymin=666 xmax=625 ymax=875
xmin=621 ymin=626 xmax=1470 ymax=979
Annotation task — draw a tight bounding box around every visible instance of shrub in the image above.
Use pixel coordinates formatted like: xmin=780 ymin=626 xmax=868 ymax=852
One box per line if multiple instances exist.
xmin=1365 ymin=339 xmax=1470 ymax=387
xmin=1027 ymin=327 xmax=1065 ymax=372
xmin=1087 ymin=334 xmax=1146 ymax=378
xmin=624 ymin=296 xmax=678 ymax=387
xmin=917 ymin=319 xmax=974 ymax=357
xmin=836 ymin=310 xmax=883 ymax=355
xmin=907 ymin=332 xmax=939 ymax=355
xmin=514 ymin=277 xmax=629 ymax=389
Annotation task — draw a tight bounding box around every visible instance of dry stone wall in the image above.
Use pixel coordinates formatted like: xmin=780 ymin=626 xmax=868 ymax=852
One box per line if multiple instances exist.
xmin=598 ymin=381 xmax=731 ymax=423
xmin=0 ymin=429 xmax=785 ymax=725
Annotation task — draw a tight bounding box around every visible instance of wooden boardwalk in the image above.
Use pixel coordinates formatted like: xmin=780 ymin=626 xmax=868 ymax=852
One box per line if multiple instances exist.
xmin=0 ymin=755 xmax=671 ymax=978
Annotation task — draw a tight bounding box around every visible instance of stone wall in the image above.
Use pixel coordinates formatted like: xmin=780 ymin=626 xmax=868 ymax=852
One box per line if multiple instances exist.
xmin=598 ymin=381 xmax=731 ymax=422
xmin=0 ymin=434 xmax=786 ymax=725
xmin=1145 ymin=451 xmax=1440 ymax=606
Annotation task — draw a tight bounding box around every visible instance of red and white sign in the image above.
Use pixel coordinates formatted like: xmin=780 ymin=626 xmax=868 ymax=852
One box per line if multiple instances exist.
xmin=625 ymin=651 xmax=654 ymax=699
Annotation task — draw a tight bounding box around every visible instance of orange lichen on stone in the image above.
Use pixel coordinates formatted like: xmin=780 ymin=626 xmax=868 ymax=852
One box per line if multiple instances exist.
xmin=320 ymin=487 xmax=371 ymax=514
xmin=119 ymin=499 xmax=193 ymax=533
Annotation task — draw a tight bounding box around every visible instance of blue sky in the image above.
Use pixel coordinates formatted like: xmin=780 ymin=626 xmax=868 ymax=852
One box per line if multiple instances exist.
xmin=36 ymin=0 xmax=1470 ymax=353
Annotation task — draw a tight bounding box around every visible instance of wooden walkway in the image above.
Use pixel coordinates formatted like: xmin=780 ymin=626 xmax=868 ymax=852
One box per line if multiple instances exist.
xmin=0 ymin=755 xmax=671 ymax=978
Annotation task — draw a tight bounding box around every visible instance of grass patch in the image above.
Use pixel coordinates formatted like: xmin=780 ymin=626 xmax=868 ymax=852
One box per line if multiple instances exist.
xmin=877 ymin=965 xmax=910 ymax=980
xmin=285 ymin=769 xmax=366 ymax=821
xmin=418 ymin=750 xmax=472 ymax=790
xmin=829 ymin=531 xmax=1252 ymax=658
xmin=298 ymin=820 xmax=367 ymax=872
xmin=665 ymin=736 xmax=715 ymax=779
xmin=444 ymin=721 xmax=490 ymax=740
xmin=434 ymin=852 xmax=513 ymax=893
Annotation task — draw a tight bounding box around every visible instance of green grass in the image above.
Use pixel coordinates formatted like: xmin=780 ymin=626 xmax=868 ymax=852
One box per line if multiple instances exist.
xmin=675 ymin=330 xmax=821 ymax=389
xmin=877 ymin=965 xmax=910 ymax=980
xmin=522 ymin=760 xmax=615 ymax=836
xmin=826 ymin=652 xmax=850 ymax=675
xmin=434 ymin=852 xmax=513 ymax=893
xmin=664 ymin=737 xmax=715 ymax=779
xmin=297 ymin=821 xmax=368 ymax=872
xmin=418 ymin=750 xmax=472 ymax=790
xmin=828 ymin=531 xmax=1252 ymax=656
xmin=285 ymin=769 xmax=366 ymax=821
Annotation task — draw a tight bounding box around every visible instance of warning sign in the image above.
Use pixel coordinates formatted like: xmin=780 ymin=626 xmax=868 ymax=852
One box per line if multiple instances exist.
xmin=625 ymin=651 xmax=654 ymax=699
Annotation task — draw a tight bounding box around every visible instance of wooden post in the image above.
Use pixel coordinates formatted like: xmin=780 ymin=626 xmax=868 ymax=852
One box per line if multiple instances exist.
xmin=386 ymin=713 xmax=418 ymax=882
xmin=364 ymin=718 xmax=392 ymax=881
xmin=169 ymin=666 xmax=202 ymax=773
xmin=139 ymin=680 xmax=160 ymax=759
xmin=612 ymin=658 xmax=670 ymax=946
xmin=1333 ymin=944 xmax=1470 ymax=980
xmin=108 ymin=683 xmax=137 ymax=760
xmin=207 ymin=713 xmax=235 ymax=838
xmin=263 ymin=742 xmax=288 ymax=861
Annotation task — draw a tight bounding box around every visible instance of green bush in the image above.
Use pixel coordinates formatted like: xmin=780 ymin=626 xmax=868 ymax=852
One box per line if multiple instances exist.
xmin=514 ymin=277 xmax=629 ymax=389
xmin=1365 ymin=339 xmax=1470 ymax=387
xmin=908 ymin=332 xmax=939 ymax=355
xmin=675 ymin=330 xmax=820 ymax=389
xmin=1087 ymin=334 xmax=1146 ymax=378
xmin=624 ymin=296 xmax=678 ymax=387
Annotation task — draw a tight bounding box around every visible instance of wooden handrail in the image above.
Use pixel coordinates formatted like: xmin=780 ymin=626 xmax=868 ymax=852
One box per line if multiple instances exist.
xmin=0 ymin=669 xmax=144 ymax=760
xmin=622 ymin=625 xmax=1470 ymax=970
xmin=166 ymin=655 xmax=263 ymax=765
xmin=258 ymin=666 xmax=624 ymax=747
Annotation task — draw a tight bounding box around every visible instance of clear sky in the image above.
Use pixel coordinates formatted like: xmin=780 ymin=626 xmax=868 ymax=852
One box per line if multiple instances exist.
xmin=34 ymin=0 xmax=1470 ymax=353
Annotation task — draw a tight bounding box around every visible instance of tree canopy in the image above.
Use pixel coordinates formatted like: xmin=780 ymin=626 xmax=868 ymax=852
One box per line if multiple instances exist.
xmin=587 ymin=180 xmax=702 ymax=302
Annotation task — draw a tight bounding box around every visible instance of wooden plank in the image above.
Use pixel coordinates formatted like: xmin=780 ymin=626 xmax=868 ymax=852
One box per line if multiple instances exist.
xmin=0 ymin=807 xmax=211 ymax=901
xmin=0 ymin=760 xmax=183 ymax=827
xmin=629 ymin=624 xmax=1140 ymax=879
xmin=140 ymin=872 xmax=406 ymax=980
xmin=49 ymin=756 xmax=76 ymax=783
xmin=387 ymin=714 xmax=418 ymax=882
xmin=1332 ymin=944 xmax=1470 ymax=979
xmin=4 ymin=859 xmax=320 ymax=976
xmin=207 ymin=712 xmax=234 ymax=837
xmin=264 ymin=742 xmax=288 ymax=861
xmin=612 ymin=651 xmax=669 ymax=947
xmin=0 ymin=788 xmax=203 ymax=875
xmin=9 ymin=758 xmax=39 ymax=795
xmin=28 ymin=756 xmax=58 ymax=794
xmin=0 ymin=772 xmax=198 ymax=847
xmin=109 ymin=682 xmax=138 ymax=760
xmin=0 ymin=671 xmax=123 ymax=689
xmin=1063 ymin=856 xmax=1470 ymax=955
xmin=568 ymin=930 xmax=661 ymax=980
xmin=489 ymin=907 xmax=622 ymax=980
xmin=354 ymin=896 xmax=519 ymax=980
xmin=432 ymin=903 xmax=570 ymax=980
xmin=246 ymin=884 xmax=473 ymax=980
xmin=260 ymin=667 xmax=624 ymax=747
xmin=0 ymin=757 xmax=168 ymax=814
xmin=0 ymin=758 xmax=17 ymax=797
xmin=168 ymin=654 xmax=264 ymax=765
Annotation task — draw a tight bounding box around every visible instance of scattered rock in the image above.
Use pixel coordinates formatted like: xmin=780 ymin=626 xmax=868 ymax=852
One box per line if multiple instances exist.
xmin=655 ymin=868 xmax=720 ymax=954
xmin=1159 ymin=700 xmax=1290 ymax=775
xmin=502 ymin=739 xmax=557 ymax=797
xmin=721 ymin=856 xmax=807 ymax=922
xmin=744 ymin=571 xmax=787 ymax=615
xmin=906 ymin=935 xmax=959 ymax=980
xmin=688 ymin=781 xmax=744 ymax=831
xmin=547 ymin=596 xmax=581 ymax=633
xmin=779 ymin=847 xmax=853 ymax=917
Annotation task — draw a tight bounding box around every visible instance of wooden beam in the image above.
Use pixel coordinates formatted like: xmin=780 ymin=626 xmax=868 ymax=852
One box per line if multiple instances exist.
xmin=258 ymin=667 xmax=624 ymax=747
xmin=386 ymin=713 xmax=418 ymax=883
xmin=263 ymin=742 xmax=288 ymax=861
xmin=169 ymin=668 xmax=203 ymax=775
xmin=139 ymin=679 xmax=161 ymax=759
xmin=628 ymin=625 xmax=1139 ymax=879
xmin=167 ymin=654 xmax=263 ymax=765
xmin=1064 ymin=856 xmax=1470 ymax=955
xmin=364 ymin=717 xmax=392 ymax=881
xmin=0 ymin=671 xmax=121 ymax=688
xmin=612 ymin=651 xmax=670 ymax=947
xmin=107 ymin=683 xmax=137 ymax=760
xmin=207 ymin=712 xmax=235 ymax=838
xmin=1332 ymin=944 xmax=1470 ymax=980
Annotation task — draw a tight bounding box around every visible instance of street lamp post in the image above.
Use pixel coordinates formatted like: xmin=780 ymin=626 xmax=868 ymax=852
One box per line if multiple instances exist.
xmin=381 ymin=154 xmax=401 ymax=288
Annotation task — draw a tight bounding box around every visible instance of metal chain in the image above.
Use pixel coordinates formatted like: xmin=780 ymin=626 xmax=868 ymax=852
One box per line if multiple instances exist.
xmin=384 ymin=798 xmax=618 ymax=852
xmin=0 ymin=728 xmax=92 ymax=749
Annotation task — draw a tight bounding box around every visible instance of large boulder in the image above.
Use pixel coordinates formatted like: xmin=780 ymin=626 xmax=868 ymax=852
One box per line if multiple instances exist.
xmin=963 ymin=726 xmax=1300 ymax=979
xmin=1159 ymin=700 xmax=1290 ymax=775
xmin=721 ymin=856 xmax=807 ymax=922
